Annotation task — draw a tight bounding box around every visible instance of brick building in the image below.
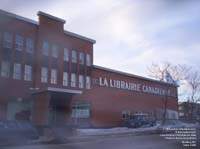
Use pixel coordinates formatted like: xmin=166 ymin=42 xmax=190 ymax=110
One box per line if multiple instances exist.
xmin=0 ymin=10 xmax=178 ymax=128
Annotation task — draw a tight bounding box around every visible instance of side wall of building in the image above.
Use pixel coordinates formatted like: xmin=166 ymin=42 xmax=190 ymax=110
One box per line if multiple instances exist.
xmin=72 ymin=67 xmax=178 ymax=127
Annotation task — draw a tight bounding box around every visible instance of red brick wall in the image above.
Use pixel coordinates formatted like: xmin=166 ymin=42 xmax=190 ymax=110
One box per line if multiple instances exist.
xmin=32 ymin=92 xmax=50 ymax=125
xmin=73 ymin=67 xmax=178 ymax=127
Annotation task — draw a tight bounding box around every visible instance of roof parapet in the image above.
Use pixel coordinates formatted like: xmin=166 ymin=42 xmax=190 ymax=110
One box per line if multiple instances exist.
xmin=64 ymin=30 xmax=96 ymax=44
xmin=93 ymin=65 xmax=179 ymax=87
xmin=37 ymin=11 xmax=66 ymax=24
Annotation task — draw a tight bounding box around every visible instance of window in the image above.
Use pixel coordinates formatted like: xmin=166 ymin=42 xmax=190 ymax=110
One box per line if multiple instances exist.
xmin=15 ymin=34 xmax=23 ymax=51
xmin=51 ymin=69 xmax=57 ymax=84
xmin=64 ymin=48 xmax=69 ymax=61
xmin=63 ymin=61 xmax=69 ymax=72
xmin=3 ymin=32 xmax=12 ymax=48
xmin=79 ymin=64 xmax=84 ymax=75
xmin=26 ymin=38 xmax=34 ymax=53
xmin=13 ymin=63 xmax=21 ymax=80
xmin=72 ymin=104 xmax=90 ymax=118
xmin=86 ymin=54 xmax=91 ymax=66
xmin=42 ymin=41 xmax=49 ymax=56
xmin=72 ymin=50 xmax=77 ymax=63
xmin=14 ymin=51 xmax=22 ymax=62
xmin=71 ymin=63 xmax=77 ymax=73
xmin=63 ymin=72 xmax=68 ymax=86
xmin=24 ymin=65 xmax=32 ymax=81
xmin=41 ymin=67 xmax=48 ymax=83
xmin=122 ymin=111 xmax=131 ymax=120
xmin=52 ymin=45 xmax=58 ymax=58
xmin=71 ymin=73 xmax=76 ymax=87
xmin=86 ymin=76 xmax=91 ymax=89
xmin=79 ymin=75 xmax=84 ymax=88
xmin=79 ymin=52 xmax=84 ymax=64
xmin=2 ymin=48 xmax=11 ymax=60
xmin=1 ymin=61 xmax=10 ymax=78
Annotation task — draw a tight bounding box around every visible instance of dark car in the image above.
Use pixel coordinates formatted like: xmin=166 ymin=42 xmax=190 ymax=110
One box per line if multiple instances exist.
xmin=122 ymin=114 xmax=156 ymax=128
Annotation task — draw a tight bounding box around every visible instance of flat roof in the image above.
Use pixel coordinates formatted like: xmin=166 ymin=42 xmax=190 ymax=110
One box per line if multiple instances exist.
xmin=0 ymin=9 xmax=96 ymax=44
xmin=93 ymin=65 xmax=178 ymax=87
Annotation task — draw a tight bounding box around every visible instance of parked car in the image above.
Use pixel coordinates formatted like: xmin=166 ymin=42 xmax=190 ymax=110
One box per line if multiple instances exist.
xmin=122 ymin=113 xmax=156 ymax=128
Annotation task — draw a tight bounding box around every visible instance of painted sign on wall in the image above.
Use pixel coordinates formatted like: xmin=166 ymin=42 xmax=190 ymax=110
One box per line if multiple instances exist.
xmin=93 ymin=77 xmax=176 ymax=97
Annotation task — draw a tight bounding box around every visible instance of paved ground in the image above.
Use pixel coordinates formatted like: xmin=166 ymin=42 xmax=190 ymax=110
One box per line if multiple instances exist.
xmin=1 ymin=134 xmax=191 ymax=149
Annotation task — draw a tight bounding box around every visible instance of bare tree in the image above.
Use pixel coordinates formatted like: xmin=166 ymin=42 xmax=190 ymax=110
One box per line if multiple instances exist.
xmin=184 ymin=71 xmax=200 ymax=120
xmin=147 ymin=62 xmax=188 ymax=125
xmin=147 ymin=62 xmax=189 ymax=83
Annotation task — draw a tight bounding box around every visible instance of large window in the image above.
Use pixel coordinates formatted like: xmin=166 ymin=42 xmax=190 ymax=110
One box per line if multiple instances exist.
xmin=79 ymin=75 xmax=84 ymax=88
xmin=3 ymin=32 xmax=12 ymax=48
xmin=71 ymin=73 xmax=76 ymax=87
xmin=52 ymin=45 xmax=58 ymax=58
xmin=13 ymin=63 xmax=21 ymax=80
xmin=86 ymin=76 xmax=91 ymax=89
xmin=72 ymin=50 xmax=77 ymax=63
xmin=63 ymin=72 xmax=68 ymax=86
xmin=15 ymin=34 xmax=24 ymax=51
xmin=50 ymin=69 xmax=57 ymax=84
xmin=26 ymin=38 xmax=34 ymax=53
xmin=86 ymin=54 xmax=91 ymax=66
xmin=42 ymin=41 xmax=49 ymax=56
xmin=64 ymin=48 xmax=69 ymax=61
xmin=41 ymin=67 xmax=48 ymax=83
xmin=24 ymin=65 xmax=32 ymax=81
xmin=79 ymin=52 xmax=84 ymax=64
xmin=1 ymin=61 xmax=10 ymax=78
xmin=72 ymin=104 xmax=90 ymax=118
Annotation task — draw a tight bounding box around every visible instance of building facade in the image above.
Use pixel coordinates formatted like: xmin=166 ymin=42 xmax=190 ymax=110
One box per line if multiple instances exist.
xmin=0 ymin=10 xmax=178 ymax=128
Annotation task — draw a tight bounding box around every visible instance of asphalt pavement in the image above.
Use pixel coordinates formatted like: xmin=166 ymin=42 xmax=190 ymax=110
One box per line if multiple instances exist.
xmin=1 ymin=134 xmax=191 ymax=149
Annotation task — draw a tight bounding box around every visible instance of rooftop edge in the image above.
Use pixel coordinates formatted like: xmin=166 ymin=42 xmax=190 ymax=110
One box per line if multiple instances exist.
xmin=93 ymin=65 xmax=179 ymax=87
xmin=64 ymin=30 xmax=96 ymax=44
xmin=0 ymin=9 xmax=95 ymax=44
xmin=37 ymin=11 xmax=66 ymax=24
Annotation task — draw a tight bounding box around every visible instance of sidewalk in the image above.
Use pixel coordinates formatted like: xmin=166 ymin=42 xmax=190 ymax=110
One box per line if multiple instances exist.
xmin=29 ymin=126 xmax=160 ymax=145
xmin=76 ymin=126 xmax=159 ymax=137
xmin=0 ymin=126 xmax=159 ymax=147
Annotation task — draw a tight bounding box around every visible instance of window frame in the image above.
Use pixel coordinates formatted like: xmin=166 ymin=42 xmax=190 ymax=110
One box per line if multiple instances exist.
xmin=26 ymin=38 xmax=34 ymax=53
xmin=42 ymin=41 xmax=49 ymax=56
xmin=13 ymin=63 xmax=21 ymax=80
xmin=71 ymin=73 xmax=76 ymax=87
xmin=41 ymin=67 xmax=48 ymax=83
xmin=71 ymin=104 xmax=90 ymax=118
xmin=79 ymin=52 xmax=84 ymax=65
xmin=64 ymin=48 xmax=69 ymax=61
xmin=72 ymin=50 xmax=77 ymax=63
xmin=86 ymin=76 xmax=91 ymax=89
xmin=24 ymin=65 xmax=32 ymax=81
xmin=52 ymin=44 xmax=59 ymax=58
xmin=86 ymin=53 xmax=91 ymax=66
xmin=50 ymin=69 xmax=57 ymax=84
xmin=15 ymin=34 xmax=24 ymax=51
xmin=3 ymin=32 xmax=13 ymax=48
xmin=63 ymin=72 xmax=68 ymax=86
xmin=1 ymin=61 xmax=10 ymax=78
xmin=79 ymin=75 xmax=84 ymax=88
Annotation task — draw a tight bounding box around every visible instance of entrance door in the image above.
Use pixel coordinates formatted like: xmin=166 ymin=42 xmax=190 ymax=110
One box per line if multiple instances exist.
xmin=49 ymin=105 xmax=66 ymax=125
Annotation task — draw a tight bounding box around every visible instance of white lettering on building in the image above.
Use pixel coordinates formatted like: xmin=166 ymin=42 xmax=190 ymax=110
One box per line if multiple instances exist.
xmin=96 ymin=77 xmax=175 ymax=96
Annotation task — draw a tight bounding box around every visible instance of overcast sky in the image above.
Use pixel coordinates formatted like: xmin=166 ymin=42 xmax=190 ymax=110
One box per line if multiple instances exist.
xmin=1 ymin=0 xmax=200 ymax=78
